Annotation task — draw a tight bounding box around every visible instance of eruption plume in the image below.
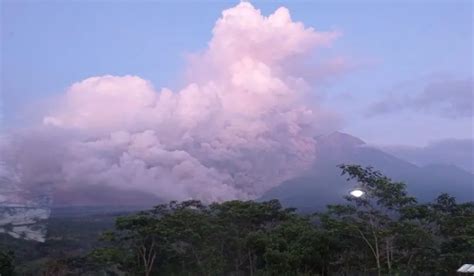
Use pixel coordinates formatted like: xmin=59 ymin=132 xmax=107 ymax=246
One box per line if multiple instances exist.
xmin=1 ymin=2 xmax=341 ymax=205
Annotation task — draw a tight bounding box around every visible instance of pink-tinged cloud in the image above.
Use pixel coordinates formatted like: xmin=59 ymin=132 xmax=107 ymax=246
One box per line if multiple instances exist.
xmin=1 ymin=2 xmax=342 ymax=204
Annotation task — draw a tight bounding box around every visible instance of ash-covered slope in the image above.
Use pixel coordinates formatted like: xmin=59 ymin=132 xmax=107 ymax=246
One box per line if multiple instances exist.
xmin=0 ymin=171 xmax=51 ymax=242
xmin=0 ymin=205 xmax=50 ymax=242
xmin=260 ymin=132 xmax=473 ymax=212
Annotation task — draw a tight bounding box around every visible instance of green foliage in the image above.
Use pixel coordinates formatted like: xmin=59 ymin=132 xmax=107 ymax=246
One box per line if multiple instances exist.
xmin=0 ymin=249 xmax=15 ymax=276
xmin=319 ymin=165 xmax=422 ymax=275
xmin=317 ymin=165 xmax=474 ymax=275
xmin=7 ymin=165 xmax=474 ymax=275
xmin=401 ymin=193 xmax=474 ymax=272
xmin=92 ymin=164 xmax=471 ymax=275
xmin=94 ymin=199 xmax=303 ymax=275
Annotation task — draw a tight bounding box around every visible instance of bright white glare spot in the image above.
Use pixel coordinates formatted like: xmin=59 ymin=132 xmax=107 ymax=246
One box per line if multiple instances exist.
xmin=350 ymin=189 xmax=364 ymax=198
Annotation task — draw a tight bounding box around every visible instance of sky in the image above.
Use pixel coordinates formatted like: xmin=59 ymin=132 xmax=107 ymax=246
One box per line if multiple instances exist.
xmin=1 ymin=0 xmax=473 ymax=146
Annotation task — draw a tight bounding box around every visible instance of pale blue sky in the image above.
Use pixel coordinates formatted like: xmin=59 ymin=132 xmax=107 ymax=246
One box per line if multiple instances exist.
xmin=1 ymin=0 xmax=472 ymax=146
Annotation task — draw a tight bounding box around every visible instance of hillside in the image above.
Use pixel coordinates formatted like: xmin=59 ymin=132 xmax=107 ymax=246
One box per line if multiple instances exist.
xmin=261 ymin=132 xmax=474 ymax=212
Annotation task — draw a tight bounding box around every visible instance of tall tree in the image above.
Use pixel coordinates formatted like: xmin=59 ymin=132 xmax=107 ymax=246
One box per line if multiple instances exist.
xmin=319 ymin=165 xmax=418 ymax=275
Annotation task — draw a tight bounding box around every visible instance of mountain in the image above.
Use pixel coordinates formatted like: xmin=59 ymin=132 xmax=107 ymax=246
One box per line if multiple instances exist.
xmin=260 ymin=132 xmax=473 ymax=212
xmin=382 ymin=139 xmax=474 ymax=174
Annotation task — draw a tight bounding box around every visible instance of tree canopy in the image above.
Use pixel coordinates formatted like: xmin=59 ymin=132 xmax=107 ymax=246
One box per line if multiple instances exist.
xmin=83 ymin=165 xmax=473 ymax=275
xmin=4 ymin=165 xmax=474 ymax=275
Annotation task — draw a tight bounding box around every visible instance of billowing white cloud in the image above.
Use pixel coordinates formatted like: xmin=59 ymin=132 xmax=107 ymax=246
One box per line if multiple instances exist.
xmin=1 ymin=3 xmax=341 ymax=204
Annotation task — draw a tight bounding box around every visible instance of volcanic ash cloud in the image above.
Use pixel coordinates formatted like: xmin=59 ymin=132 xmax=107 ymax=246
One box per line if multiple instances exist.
xmin=1 ymin=3 xmax=340 ymax=204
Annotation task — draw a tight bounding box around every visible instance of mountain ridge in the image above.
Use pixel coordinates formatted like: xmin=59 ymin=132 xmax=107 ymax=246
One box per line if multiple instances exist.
xmin=260 ymin=132 xmax=473 ymax=212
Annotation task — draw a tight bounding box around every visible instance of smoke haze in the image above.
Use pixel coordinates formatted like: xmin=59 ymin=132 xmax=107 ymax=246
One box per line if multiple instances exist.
xmin=1 ymin=3 xmax=342 ymax=204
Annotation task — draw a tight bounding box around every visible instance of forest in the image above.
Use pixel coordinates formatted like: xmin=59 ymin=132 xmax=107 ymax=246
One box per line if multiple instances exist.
xmin=1 ymin=165 xmax=473 ymax=275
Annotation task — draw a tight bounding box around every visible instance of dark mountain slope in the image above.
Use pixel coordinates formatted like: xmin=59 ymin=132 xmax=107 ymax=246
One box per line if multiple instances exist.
xmin=261 ymin=132 xmax=473 ymax=212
